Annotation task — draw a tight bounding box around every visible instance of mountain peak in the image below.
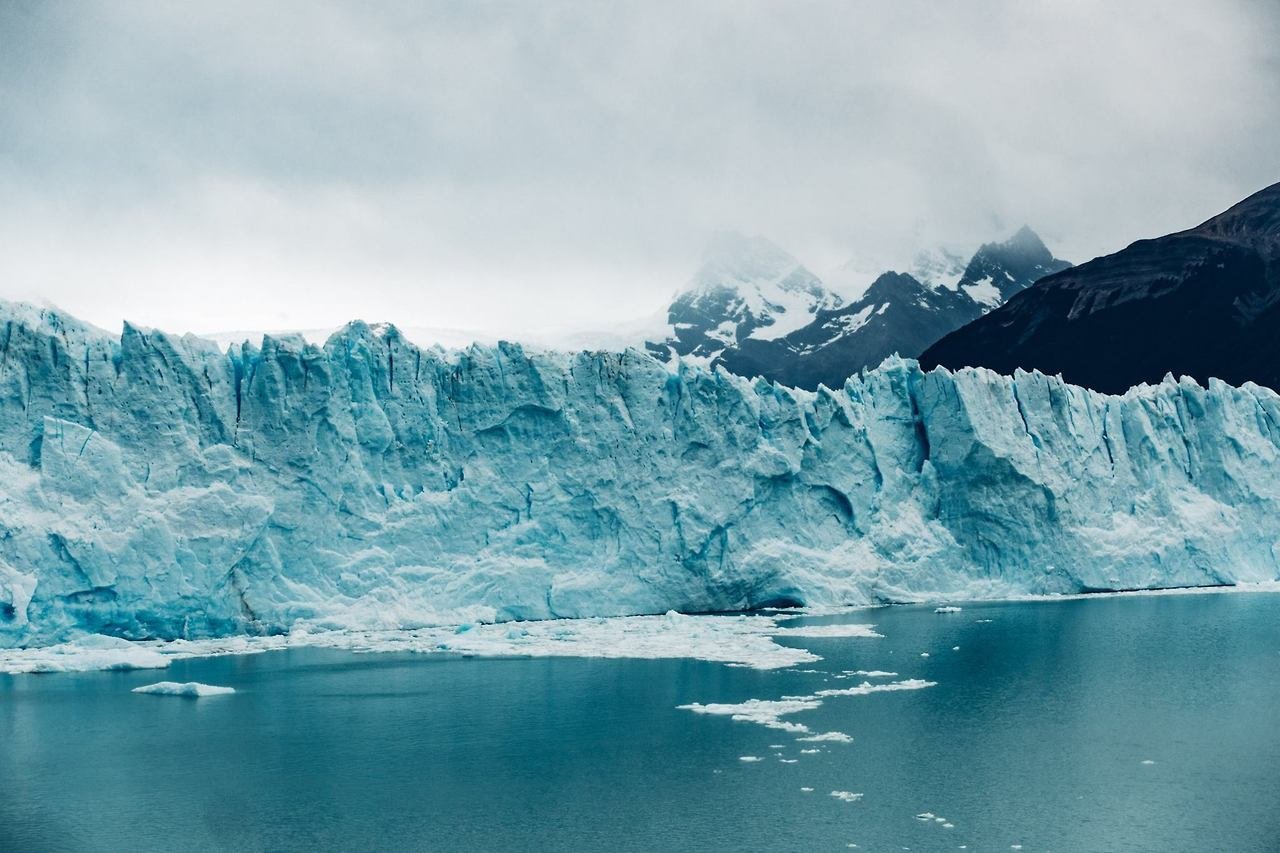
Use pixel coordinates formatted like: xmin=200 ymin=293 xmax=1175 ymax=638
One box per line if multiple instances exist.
xmin=1007 ymin=225 xmax=1047 ymax=252
xmin=689 ymin=232 xmax=827 ymax=301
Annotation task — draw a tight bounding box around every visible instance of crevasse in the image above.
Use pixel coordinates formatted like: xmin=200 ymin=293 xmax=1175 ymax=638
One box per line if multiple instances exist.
xmin=1 ymin=300 xmax=1278 ymax=647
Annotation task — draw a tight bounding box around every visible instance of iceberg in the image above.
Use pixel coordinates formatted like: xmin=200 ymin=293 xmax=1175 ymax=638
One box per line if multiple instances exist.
xmin=1 ymin=299 xmax=1279 ymax=650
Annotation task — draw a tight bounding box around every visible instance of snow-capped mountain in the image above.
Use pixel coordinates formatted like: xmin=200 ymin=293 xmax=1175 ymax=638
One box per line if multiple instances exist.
xmin=923 ymin=183 xmax=1280 ymax=393
xmin=653 ymin=227 xmax=1070 ymax=389
xmin=654 ymin=232 xmax=842 ymax=363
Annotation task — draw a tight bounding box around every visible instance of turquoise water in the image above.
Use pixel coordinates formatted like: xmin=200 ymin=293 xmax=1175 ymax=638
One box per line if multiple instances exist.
xmin=3 ymin=592 xmax=1279 ymax=852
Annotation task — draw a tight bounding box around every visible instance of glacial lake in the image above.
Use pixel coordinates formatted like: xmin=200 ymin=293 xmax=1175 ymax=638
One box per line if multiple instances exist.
xmin=3 ymin=591 xmax=1279 ymax=852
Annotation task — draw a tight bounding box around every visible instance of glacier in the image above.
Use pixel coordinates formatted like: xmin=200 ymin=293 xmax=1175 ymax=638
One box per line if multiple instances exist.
xmin=2 ymin=299 xmax=1279 ymax=650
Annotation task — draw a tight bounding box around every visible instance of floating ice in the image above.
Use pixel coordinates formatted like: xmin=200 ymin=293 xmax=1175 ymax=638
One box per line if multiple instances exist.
xmin=797 ymin=731 xmax=853 ymax=743
xmin=738 ymin=756 xmax=764 ymax=763
xmin=2 ymin=611 xmax=832 ymax=674
xmin=771 ymin=624 xmax=883 ymax=639
xmin=678 ymin=697 xmax=822 ymax=733
xmin=815 ymin=678 xmax=937 ymax=698
xmin=0 ymin=634 xmax=169 ymax=674
xmin=132 ymin=681 xmax=235 ymax=697
xmin=779 ymin=758 xmax=798 ymax=764
xmin=831 ymin=791 xmax=864 ymax=802
xmin=801 ymin=748 xmax=821 ymax=754
xmin=1141 ymin=759 xmax=1156 ymax=765
xmin=800 ymin=787 xmax=814 ymax=792
xmin=934 ymin=606 xmax=962 ymax=614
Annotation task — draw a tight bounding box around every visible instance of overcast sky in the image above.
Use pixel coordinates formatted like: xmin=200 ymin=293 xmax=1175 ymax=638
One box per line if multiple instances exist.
xmin=1 ymin=0 xmax=1278 ymax=339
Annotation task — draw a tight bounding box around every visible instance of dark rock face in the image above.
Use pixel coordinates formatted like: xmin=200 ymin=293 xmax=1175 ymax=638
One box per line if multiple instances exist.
xmin=661 ymin=227 xmax=1068 ymax=391
xmin=921 ymin=184 xmax=1280 ymax=394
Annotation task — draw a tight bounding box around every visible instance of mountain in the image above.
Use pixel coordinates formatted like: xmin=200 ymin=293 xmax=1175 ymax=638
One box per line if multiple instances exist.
xmin=655 ymin=228 xmax=1069 ymax=389
xmin=2 ymin=300 xmax=1278 ymax=651
xmin=656 ymin=232 xmax=841 ymax=362
xmin=921 ymin=183 xmax=1280 ymax=393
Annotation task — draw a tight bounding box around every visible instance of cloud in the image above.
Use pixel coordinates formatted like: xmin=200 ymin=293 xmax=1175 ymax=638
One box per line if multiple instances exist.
xmin=0 ymin=0 xmax=1277 ymax=338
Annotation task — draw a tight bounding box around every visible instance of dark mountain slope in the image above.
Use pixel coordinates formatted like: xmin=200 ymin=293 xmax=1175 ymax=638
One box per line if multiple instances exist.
xmin=921 ymin=183 xmax=1280 ymax=393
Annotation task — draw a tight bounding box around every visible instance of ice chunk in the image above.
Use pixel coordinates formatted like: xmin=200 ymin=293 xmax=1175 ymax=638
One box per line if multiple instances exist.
xmin=738 ymin=755 xmax=764 ymax=762
xmin=934 ymin=606 xmax=962 ymax=614
xmin=797 ymin=731 xmax=853 ymax=743
xmin=830 ymin=791 xmax=863 ymax=802
xmin=771 ymin=624 xmax=883 ymax=639
xmin=0 ymin=634 xmax=169 ymax=674
xmin=132 ymin=681 xmax=235 ymax=697
xmin=815 ymin=678 xmax=937 ymax=698
xmin=678 ymin=697 xmax=822 ymax=733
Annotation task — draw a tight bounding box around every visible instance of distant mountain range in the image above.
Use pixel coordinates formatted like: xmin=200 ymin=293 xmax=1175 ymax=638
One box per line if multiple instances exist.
xmin=922 ymin=182 xmax=1280 ymax=393
xmin=648 ymin=227 xmax=1070 ymax=390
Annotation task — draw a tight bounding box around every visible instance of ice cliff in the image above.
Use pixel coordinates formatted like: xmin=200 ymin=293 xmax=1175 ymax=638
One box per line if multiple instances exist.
xmin=2 ymin=300 xmax=1279 ymax=648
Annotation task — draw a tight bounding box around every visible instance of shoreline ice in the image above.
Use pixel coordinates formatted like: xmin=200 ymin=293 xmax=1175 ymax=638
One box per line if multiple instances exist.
xmin=3 ymin=582 xmax=1279 ymax=676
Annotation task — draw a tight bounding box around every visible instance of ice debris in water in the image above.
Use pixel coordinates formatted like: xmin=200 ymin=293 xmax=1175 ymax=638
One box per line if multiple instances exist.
xmin=0 ymin=634 xmax=170 ymax=673
xmin=4 ymin=301 xmax=1280 ymax=653
xmin=797 ymin=731 xmax=853 ymax=743
xmin=132 ymin=681 xmax=235 ymax=697
xmin=771 ymin=624 xmax=883 ymax=639
xmin=800 ymin=787 xmax=814 ymax=792
xmin=831 ymin=791 xmax=864 ymax=802
xmin=678 ymin=697 xmax=822 ymax=733
xmin=815 ymin=678 xmax=936 ymax=698
xmin=934 ymin=606 xmax=962 ymax=613
xmin=3 ymin=611 xmax=870 ymax=674
xmin=738 ymin=756 xmax=764 ymax=763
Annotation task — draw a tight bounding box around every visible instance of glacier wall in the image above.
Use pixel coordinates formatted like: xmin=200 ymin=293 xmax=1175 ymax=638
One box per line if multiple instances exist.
xmin=2 ymin=301 xmax=1279 ymax=647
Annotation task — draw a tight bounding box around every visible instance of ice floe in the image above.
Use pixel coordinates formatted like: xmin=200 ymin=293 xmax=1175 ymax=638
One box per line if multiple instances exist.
xmin=132 ymin=681 xmax=235 ymax=697
xmin=797 ymin=731 xmax=853 ymax=743
xmin=934 ymin=606 xmax=962 ymax=614
xmin=831 ymin=791 xmax=864 ymax=802
xmin=815 ymin=678 xmax=937 ymax=698
xmin=771 ymin=624 xmax=884 ymax=639
xmin=677 ymin=697 xmax=822 ymax=733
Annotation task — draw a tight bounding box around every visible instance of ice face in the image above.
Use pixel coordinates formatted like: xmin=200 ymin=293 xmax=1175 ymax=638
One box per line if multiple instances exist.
xmin=1 ymin=299 xmax=1279 ymax=648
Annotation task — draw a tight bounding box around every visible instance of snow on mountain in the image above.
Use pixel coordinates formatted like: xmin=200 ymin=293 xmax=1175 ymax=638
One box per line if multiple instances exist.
xmin=1 ymin=299 xmax=1277 ymax=651
xmin=664 ymin=228 xmax=1069 ymax=390
xmin=654 ymin=233 xmax=842 ymax=360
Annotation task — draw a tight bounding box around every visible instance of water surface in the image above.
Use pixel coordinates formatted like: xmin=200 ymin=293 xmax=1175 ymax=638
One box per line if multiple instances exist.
xmin=3 ymin=592 xmax=1278 ymax=852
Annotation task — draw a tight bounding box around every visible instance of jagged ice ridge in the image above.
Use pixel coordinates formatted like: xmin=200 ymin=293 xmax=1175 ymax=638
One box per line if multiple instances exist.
xmin=1 ymin=301 xmax=1278 ymax=648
